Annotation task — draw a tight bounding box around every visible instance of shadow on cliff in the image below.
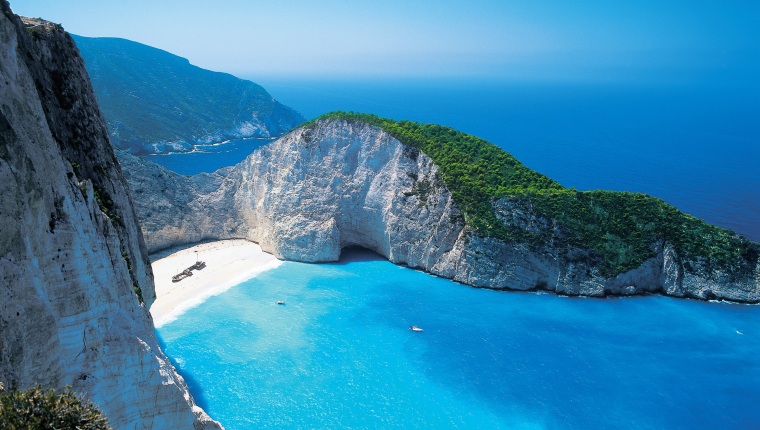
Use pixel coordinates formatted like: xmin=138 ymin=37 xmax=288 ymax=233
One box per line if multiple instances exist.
xmin=333 ymin=246 xmax=386 ymax=265
xmin=155 ymin=333 xmax=211 ymax=411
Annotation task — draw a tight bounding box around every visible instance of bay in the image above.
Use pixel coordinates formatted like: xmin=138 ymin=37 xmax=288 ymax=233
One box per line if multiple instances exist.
xmin=145 ymin=137 xmax=275 ymax=176
xmin=153 ymin=78 xmax=760 ymax=428
xmin=157 ymin=249 xmax=760 ymax=429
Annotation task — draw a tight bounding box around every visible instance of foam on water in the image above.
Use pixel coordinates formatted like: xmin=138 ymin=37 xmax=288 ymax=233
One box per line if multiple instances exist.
xmin=146 ymin=137 xmax=275 ymax=175
xmin=157 ymin=250 xmax=760 ymax=429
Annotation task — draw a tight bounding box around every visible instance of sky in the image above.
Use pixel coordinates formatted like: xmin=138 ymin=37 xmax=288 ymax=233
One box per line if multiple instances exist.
xmin=10 ymin=0 xmax=760 ymax=82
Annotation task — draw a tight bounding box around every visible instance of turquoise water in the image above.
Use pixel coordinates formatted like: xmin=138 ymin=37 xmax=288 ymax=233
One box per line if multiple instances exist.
xmin=157 ymin=250 xmax=760 ymax=429
xmin=153 ymin=79 xmax=760 ymax=428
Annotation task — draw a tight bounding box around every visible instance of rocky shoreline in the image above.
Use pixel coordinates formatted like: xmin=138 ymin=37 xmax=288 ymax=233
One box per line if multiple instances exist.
xmin=122 ymin=119 xmax=759 ymax=303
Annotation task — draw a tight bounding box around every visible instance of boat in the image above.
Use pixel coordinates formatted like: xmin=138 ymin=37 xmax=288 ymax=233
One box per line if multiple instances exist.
xmin=171 ymin=260 xmax=206 ymax=282
xmin=409 ymin=325 xmax=424 ymax=332
xmin=276 ymin=301 xmax=285 ymax=305
xmin=171 ymin=268 xmax=194 ymax=283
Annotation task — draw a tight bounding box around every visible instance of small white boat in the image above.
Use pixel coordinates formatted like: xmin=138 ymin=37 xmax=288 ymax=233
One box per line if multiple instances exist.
xmin=409 ymin=325 xmax=423 ymax=332
xmin=276 ymin=301 xmax=285 ymax=305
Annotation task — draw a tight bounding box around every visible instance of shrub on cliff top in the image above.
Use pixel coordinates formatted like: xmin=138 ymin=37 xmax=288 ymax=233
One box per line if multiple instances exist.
xmin=0 ymin=383 xmax=109 ymax=430
xmin=307 ymin=112 xmax=758 ymax=278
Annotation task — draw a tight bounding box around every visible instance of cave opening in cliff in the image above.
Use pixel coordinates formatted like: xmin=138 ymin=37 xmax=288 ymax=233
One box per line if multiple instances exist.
xmin=336 ymin=245 xmax=386 ymax=265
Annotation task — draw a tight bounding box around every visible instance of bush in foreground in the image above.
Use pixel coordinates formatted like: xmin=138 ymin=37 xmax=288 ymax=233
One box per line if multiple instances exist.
xmin=0 ymin=382 xmax=109 ymax=430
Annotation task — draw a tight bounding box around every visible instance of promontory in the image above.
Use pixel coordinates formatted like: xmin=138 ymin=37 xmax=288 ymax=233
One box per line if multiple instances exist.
xmin=121 ymin=112 xmax=760 ymax=303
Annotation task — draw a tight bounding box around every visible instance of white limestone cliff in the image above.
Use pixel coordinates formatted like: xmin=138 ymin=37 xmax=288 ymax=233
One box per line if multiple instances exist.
xmin=125 ymin=119 xmax=759 ymax=303
xmin=0 ymin=4 xmax=220 ymax=428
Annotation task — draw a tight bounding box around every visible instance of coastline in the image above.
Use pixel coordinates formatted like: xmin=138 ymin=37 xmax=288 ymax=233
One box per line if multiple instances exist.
xmin=150 ymin=239 xmax=283 ymax=327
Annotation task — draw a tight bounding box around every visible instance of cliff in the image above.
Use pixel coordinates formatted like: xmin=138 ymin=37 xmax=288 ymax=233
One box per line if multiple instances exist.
xmin=73 ymin=35 xmax=305 ymax=155
xmin=124 ymin=117 xmax=759 ymax=303
xmin=0 ymin=4 xmax=219 ymax=428
xmin=117 ymin=150 xmax=245 ymax=250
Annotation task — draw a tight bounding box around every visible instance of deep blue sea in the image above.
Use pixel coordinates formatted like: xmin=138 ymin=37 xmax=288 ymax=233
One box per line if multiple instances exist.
xmin=152 ymin=78 xmax=759 ymax=241
xmin=153 ymin=79 xmax=760 ymax=429
xmin=145 ymin=137 xmax=275 ymax=175
xmin=158 ymin=250 xmax=760 ymax=429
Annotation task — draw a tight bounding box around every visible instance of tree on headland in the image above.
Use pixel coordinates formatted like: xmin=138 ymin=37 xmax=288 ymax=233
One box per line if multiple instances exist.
xmin=306 ymin=112 xmax=758 ymax=278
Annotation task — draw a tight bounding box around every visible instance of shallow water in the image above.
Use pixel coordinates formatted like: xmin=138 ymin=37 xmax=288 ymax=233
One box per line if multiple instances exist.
xmin=157 ymin=250 xmax=760 ymax=429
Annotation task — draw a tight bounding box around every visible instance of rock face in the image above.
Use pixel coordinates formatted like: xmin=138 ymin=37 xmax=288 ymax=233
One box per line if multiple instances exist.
xmin=126 ymin=119 xmax=760 ymax=303
xmin=73 ymin=35 xmax=305 ymax=155
xmin=117 ymin=152 xmax=245 ymax=251
xmin=0 ymin=4 xmax=219 ymax=428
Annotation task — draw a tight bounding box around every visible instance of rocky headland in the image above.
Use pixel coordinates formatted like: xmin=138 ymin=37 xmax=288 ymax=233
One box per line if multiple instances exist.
xmin=0 ymin=4 xmax=219 ymax=428
xmin=73 ymin=35 xmax=305 ymax=155
xmin=123 ymin=115 xmax=759 ymax=303
xmin=5 ymin=0 xmax=756 ymax=427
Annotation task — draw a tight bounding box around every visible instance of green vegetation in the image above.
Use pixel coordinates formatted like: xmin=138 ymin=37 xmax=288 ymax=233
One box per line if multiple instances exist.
xmin=92 ymin=186 xmax=121 ymax=226
xmin=133 ymin=282 xmax=144 ymax=304
xmin=72 ymin=35 xmax=304 ymax=154
xmin=27 ymin=27 xmax=41 ymax=39
xmin=0 ymin=383 xmax=109 ymax=429
xmin=120 ymin=250 xmax=144 ymax=305
xmin=308 ymin=112 xmax=758 ymax=277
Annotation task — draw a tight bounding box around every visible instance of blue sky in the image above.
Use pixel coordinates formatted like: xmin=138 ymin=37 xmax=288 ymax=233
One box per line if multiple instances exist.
xmin=11 ymin=0 xmax=760 ymax=82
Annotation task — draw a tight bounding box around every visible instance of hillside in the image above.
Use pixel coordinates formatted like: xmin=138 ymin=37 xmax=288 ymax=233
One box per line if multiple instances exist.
xmin=73 ymin=35 xmax=305 ymax=154
xmin=310 ymin=112 xmax=759 ymax=279
xmin=122 ymin=116 xmax=759 ymax=302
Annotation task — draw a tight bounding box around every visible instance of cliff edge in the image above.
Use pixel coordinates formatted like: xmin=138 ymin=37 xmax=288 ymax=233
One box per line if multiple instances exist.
xmin=126 ymin=116 xmax=759 ymax=303
xmin=74 ymin=35 xmax=305 ymax=155
xmin=0 ymin=3 xmax=219 ymax=428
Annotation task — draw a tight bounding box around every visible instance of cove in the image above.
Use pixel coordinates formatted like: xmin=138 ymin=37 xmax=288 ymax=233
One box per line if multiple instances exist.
xmin=157 ymin=249 xmax=760 ymax=429
xmin=145 ymin=137 xmax=275 ymax=176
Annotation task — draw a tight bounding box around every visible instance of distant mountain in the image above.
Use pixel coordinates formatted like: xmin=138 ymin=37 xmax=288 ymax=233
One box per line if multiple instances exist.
xmin=73 ymin=35 xmax=305 ymax=155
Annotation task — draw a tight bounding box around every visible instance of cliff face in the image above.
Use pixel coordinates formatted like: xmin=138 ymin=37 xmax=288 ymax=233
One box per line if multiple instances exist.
xmin=117 ymin=151 xmax=245 ymax=251
xmin=73 ymin=35 xmax=305 ymax=155
xmin=0 ymin=4 xmax=219 ymax=428
xmin=127 ymin=119 xmax=759 ymax=303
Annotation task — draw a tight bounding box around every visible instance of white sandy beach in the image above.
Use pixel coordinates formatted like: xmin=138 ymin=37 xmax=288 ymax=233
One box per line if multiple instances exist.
xmin=150 ymin=239 xmax=283 ymax=327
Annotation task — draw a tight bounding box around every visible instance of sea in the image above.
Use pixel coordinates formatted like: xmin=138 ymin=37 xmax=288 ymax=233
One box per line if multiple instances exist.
xmin=153 ymin=79 xmax=760 ymax=429
xmin=145 ymin=137 xmax=276 ymax=175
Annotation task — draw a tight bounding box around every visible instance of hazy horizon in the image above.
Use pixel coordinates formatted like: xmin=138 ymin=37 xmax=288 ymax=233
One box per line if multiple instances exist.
xmin=12 ymin=0 xmax=760 ymax=85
